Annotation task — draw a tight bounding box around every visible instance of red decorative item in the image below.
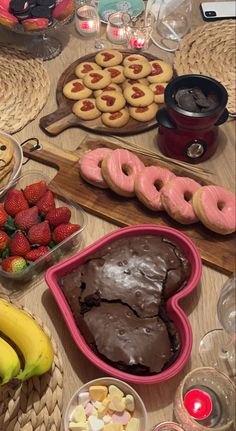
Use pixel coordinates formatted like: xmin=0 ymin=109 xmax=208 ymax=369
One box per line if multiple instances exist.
xmin=184 ymin=389 xmax=213 ymax=420
xmin=156 ymin=75 xmax=229 ymax=164
xmin=129 ymin=38 xmax=145 ymax=49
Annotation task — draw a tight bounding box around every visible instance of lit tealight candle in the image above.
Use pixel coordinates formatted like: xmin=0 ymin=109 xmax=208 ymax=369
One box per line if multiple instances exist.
xmin=129 ymin=37 xmax=145 ymax=49
xmin=184 ymin=389 xmax=213 ymax=420
xmin=75 ymin=5 xmax=98 ymax=37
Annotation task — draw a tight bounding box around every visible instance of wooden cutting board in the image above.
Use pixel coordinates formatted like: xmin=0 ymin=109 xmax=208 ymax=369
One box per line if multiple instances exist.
xmin=39 ymin=51 xmax=160 ymax=137
xmin=22 ymin=138 xmax=235 ymax=274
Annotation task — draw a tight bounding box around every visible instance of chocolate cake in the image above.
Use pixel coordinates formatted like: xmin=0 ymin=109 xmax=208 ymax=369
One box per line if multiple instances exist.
xmin=60 ymin=235 xmax=191 ymax=375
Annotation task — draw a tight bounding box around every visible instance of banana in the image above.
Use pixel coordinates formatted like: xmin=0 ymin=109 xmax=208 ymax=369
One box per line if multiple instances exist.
xmin=0 ymin=336 xmax=21 ymax=385
xmin=0 ymin=299 xmax=54 ymax=381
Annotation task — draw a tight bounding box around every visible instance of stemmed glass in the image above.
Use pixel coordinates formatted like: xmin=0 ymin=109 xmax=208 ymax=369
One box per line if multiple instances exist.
xmin=199 ymin=274 xmax=236 ymax=378
xmin=75 ymin=0 xmax=107 ymax=49
xmin=145 ymin=0 xmax=192 ymax=52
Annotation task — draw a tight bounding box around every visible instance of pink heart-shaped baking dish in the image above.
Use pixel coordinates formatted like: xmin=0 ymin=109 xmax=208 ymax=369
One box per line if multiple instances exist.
xmin=45 ymin=224 xmax=202 ymax=384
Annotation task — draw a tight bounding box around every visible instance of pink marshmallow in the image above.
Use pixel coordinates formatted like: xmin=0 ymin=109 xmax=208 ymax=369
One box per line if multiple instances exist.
xmin=85 ymin=402 xmax=94 ymax=416
xmin=112 ymin=411 xmax=130 ymax=425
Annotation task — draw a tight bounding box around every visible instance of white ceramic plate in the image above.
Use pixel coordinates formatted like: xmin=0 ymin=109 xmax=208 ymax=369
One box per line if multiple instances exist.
xmin=0 ymin=131 xmax=23 ymax=197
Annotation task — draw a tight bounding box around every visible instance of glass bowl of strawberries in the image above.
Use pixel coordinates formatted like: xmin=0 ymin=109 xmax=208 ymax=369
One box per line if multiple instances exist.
xmin=0 ymin=170 xmax=87 ymax=282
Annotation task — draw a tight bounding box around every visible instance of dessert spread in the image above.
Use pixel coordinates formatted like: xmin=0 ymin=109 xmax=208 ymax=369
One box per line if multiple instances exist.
xmin=60 ymin=235 xmax=191 ymax=375
xmin=68 ymin=383 xmax=140 ymax=431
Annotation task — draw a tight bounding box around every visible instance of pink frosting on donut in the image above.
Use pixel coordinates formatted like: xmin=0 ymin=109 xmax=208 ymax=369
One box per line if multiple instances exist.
xmin=23 ymin=18 xmax=49 ymax=30
xmin=196 ymin=185 xmax=236 ymax=234
xmin=0 ymin=0 xmax=11 ymax=10
xmin=52 ymin=0 xmax=74 ymax=20
xmin=161 ymin=177 xmax=201 ymax=224
xmin=0 ymin=9 xmax=18 ymax=24
xmin=135 ymin=165 xmax=176 ymax=211
xmin=103 ymin=148 xmax=145 ymax=196
xmin=79 ymin=147 xmax=112 ymax=188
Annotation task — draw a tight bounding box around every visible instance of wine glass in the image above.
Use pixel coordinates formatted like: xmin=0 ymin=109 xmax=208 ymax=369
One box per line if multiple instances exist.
xmin=75 ymin=1 xmax=107 ymax=50
xmin=145 ymin=0 xmax=192 ymax=52
xmin=199 ymin=274 xmax=236 ymax=378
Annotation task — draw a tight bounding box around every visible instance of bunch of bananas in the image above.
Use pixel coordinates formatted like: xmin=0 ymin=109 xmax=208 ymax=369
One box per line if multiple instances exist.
xmin=0 ymin=298 xmax=54 ymax=385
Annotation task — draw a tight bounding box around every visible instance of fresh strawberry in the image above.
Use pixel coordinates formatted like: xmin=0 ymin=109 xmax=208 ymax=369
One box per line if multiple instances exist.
xmin=36 ymin=191 xmax=55 ymax=214
xmin=23 ymin=180 xmax=48 ymax=205
xmin=1 ymin=256 xmax=27 ymax=273
xmin=28 ymin=220 xmax=51 ymax=246
xmin=25 ymin=246 xmax=49 ymax=262
xmin=0 ymin=204 xmax=8 ymax=228
xmin=14 ymin=206 xmax=39 ymax=231
xmin=4 ymin=189 xmax=29 ymax=216
xmin=46 ymin=206 xmax=71 ymax=227
xmin=52 ymin=223 xmax=80 ymax=243
xmin=9 ymin=231 xmax=31 ymax=257
xmin=0 ymin=231 xmax=9 ymax=252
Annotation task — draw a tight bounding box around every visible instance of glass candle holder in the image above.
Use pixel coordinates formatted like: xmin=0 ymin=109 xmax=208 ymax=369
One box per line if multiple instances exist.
xmin=152 ymin=422 xmax=185 ymax=431
xmin=106 ymin=12 xmax=129 ymax=45
xmin=125 ymin=19 xmax=152 ymax=51
xmin=173 ymin=367 xmax=235 ymax=431
xmin=75 ymin=4 xmax=100 ymax=37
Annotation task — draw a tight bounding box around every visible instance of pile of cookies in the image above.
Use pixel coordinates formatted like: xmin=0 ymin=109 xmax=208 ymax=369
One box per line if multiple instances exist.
xmin=62 ymin=49 xmax=173 ymax=128
xmin=0 ymin=135 xmax=15 ymax=190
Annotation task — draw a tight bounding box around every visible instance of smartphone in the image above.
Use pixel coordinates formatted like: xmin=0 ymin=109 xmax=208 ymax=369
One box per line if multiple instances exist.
xmin=200 ymin=1 xmax=236 ymax=21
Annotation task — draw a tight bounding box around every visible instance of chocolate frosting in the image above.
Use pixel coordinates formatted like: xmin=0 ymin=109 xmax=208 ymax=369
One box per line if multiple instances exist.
xmin=83 ymin=302 xmax=172 ymax=373
xmin=79 ymin=236 xmax=189 ymax=318
xmin=60 ymin=235 xmax=190 ymax=375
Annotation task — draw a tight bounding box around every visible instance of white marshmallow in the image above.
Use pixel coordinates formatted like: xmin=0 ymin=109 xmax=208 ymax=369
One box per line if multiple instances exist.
xmin=78 ymin=392 xmax=91 ymax=406
xmin=88 ymin=415 xmax=104 ymax=431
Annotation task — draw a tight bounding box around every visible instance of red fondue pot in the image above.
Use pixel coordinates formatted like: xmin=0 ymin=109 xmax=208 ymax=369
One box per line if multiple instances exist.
xmin=156 ymin=75 xmax=229 ymax=163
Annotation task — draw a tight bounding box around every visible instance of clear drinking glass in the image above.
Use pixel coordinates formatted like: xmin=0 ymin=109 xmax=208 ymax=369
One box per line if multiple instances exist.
xmin=199 ymin=274 xmax=236 ymax=378
xmin=106 ymin=12 xmax=129 ymax=45
xmin=145 ymin=0 xmax=192 ymax=52
xmin=75 ymin=1 xmax=104 ymax=49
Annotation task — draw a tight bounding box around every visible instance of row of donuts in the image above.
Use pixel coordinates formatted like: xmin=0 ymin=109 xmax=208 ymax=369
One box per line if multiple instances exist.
xmin=63 ymin=50 xmax=173 ymax=125
xmin=79 ymin=147 xmax=236 ymax=236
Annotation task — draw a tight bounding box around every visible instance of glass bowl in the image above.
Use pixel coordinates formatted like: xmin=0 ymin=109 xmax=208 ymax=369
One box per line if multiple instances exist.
xmin=64 ymin=377 xmax=148 ymax=431
xmin=0 ymin=0 xmax=75 ymax=60
xmin=46 ymin=224 xmax=202 ymax=384
xmin=0 ymin=170 xmax=87 ymax=283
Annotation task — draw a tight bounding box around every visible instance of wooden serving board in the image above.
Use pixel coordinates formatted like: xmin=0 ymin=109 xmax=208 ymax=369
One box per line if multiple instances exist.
xmin=23 ymin=138 xmax=235 ymax=274
xmin=40 ymin=51 xmax=160 ymax=137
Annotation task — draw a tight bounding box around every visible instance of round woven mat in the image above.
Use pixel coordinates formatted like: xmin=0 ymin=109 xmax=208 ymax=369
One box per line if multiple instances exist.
xmin=0 ymin=304 xmax=63 ymax=431
xmin=174 ymin=20 xmax=236 ymax=115
xmin=0 ymin=45 xmax=50 ymax=134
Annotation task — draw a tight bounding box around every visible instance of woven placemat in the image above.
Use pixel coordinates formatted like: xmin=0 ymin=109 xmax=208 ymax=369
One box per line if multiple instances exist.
xmin=0 ymin=45 xmax=50 ymax=134
xmin=0 ymin=304 xmax=63 ymax=431
xmin=174 ymin=20 xmax=236 ymax=115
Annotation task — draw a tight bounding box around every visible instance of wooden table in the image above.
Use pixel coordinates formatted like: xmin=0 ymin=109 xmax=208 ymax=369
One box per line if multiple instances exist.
xmin=0 ymin=1 xmax=235 ymax=429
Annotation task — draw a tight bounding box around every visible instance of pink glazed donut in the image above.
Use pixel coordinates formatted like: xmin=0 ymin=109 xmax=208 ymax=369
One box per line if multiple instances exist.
xmin=79 ymin=147 xmax=112 ymax=189
xmin=102 ymin=148 xmax=145 ymax=197
xmin=193 ymin=185 xmax=236 ymax=235
xmin=161 ymin=177 xmax=201 ymax=224
xmin=134 ymin=165 xmax=176 ymax=211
